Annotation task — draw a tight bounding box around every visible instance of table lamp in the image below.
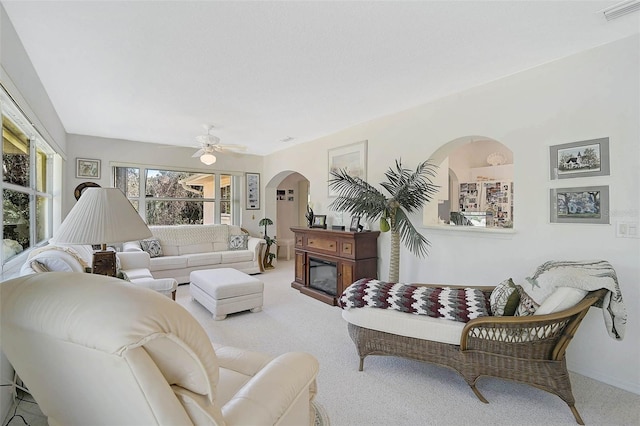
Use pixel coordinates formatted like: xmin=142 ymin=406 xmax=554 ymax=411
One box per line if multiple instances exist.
xmin=53 ymin=187 xmax=152 ymax=276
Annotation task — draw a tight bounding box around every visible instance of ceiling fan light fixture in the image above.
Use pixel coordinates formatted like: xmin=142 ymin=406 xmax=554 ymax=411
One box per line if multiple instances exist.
xmin=200 ymin=153 xmax=217 ymax=165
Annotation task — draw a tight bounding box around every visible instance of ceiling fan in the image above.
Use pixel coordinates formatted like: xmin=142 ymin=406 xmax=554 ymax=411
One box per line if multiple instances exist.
xmin=192 ymin=125 xmax=246 ymax=165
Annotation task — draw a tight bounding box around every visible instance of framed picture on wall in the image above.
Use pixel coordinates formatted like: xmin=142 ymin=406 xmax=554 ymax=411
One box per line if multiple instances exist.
xmin=328 ymin=140 xmax=367 ymax=196
xmin=76 ymin=158 xmax=101 ymax=179
xmin=246 ymin=172 xmax=260 ymax=210
xmin=550 ymin=185 xmax=609 ymax=224
xmin=549 ymin=138 xmax=610 ymax=180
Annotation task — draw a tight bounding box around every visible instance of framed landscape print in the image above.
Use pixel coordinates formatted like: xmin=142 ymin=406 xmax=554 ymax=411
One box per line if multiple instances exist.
xmin=328 ymin=140 xmax=367 ymax=196
xmin=549 ymin=137 xmax=610 ymax=180
xmin=76 ymin=158 xmax=101 ymax=179
xmin=550 ymin=185 xmax=609 ymax=224
xmin=246 ymin=172 xmax=260 ymax=210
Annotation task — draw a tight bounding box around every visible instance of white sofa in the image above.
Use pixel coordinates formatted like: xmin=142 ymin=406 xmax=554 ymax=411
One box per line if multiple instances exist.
xmin=1 ymin=272 xmax=319 ymax=425
xmin=123 ymin=224 xmax=264 ymax=283
xmin=19 ymin=243 xmax=178 ymax=298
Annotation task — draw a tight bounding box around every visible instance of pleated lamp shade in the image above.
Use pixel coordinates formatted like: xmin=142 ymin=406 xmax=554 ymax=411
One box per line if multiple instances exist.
xmin=54 ymin=188 xmax=152 ymax=245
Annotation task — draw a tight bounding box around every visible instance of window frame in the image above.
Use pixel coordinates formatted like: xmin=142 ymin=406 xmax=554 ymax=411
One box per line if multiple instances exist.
xmin=112 ymin=163 xmax=241 ymax=226
xmin=1 ymin=86 xmax=56 ymax=270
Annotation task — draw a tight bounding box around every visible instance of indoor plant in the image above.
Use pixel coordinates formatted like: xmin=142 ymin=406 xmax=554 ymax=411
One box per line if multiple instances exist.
xmin=258 ymin=217 xmax=277 ymax=269
xmin=328 ymin=159 xmax=438 ymax=282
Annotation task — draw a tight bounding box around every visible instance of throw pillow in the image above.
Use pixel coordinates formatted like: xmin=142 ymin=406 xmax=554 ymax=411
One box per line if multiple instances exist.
xmin=30 ymin=260 xmax=50 ymax=273
xmin=534 ymin=287 xmax=588 ymax=315
xmin=228 ymin=234 xmax=249 ymax=250
xmin=140 ymin=239 xmax=163 ymax=258
xmin=515 ymin=285 xmax=540 ymax=316
xmin=489 ymin=278 xmax=520 ymax=316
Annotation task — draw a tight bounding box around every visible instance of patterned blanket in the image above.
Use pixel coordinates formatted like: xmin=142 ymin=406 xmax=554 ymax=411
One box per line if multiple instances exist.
xmin=338 ymin=278 xmax=489 ymax=323
xmin=525 ymin=260 xmax=626 ymax=340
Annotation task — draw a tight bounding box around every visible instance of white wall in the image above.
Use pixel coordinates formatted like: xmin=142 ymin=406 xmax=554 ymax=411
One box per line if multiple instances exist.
xmin=263 ymin=35 xmax=640 ymax=394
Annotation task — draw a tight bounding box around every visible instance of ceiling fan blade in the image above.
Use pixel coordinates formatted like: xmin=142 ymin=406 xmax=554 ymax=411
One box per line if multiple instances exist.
xmin=214 ymin=144 xmax=247 ymax=152
xmin=192 ymin=148 xmax=205 ymax=157
xmin=196 ymin=134 xmax=220 ymax=145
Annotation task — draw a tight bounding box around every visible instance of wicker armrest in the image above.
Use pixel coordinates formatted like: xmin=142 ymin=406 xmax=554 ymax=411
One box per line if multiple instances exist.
xmin=460 ymin=289 xmax=606 ymax=360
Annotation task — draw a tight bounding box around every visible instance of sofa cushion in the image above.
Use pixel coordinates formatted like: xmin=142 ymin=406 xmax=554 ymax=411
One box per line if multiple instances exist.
xmin=140 ymin=239 xmax=163 ymax=258
xmin=490 ymin=278 xmax=520 ymax=316
xmin=219 ymin=250 xmax=254 ymax=263
xmin=534 ymin=287 xmax=588 ymax=315
xmin=179 ymin=242 xmax=215 ymax=256
xmin=342 ymin=307 xmax=465 ymax=345
xmin=186 ymin=252 xmax=223 ymax=267
xmin=228 ymin=235 xmax=249 ymax=251
xmin=150 ymin=256 xmax=188 ymax=271
xmin=515 ymin=285 xmax=540 ymax=316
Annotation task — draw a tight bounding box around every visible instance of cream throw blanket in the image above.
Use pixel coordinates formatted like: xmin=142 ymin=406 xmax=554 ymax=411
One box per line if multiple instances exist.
xmin=525 ymin=260 xmax=626 ymax=340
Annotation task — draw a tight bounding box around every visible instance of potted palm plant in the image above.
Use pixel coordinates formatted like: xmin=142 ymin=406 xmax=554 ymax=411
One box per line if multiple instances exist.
xmin=258 ymin=217 xmax=276 ymax=269
xmin=328 ymin=159 xmax=438 ymax=282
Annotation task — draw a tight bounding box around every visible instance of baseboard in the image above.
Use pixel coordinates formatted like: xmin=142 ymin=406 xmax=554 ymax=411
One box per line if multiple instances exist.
xmin=568 ymin=360 xmax=640 ymax=395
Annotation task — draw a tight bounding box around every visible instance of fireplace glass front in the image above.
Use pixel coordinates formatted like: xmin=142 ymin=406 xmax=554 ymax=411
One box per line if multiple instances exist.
xmin=308 ymin=257 xmax=337 ymax=296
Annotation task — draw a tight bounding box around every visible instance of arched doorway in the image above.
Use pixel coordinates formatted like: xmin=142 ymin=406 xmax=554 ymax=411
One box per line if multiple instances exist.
xmin=264 ymin=171 xmax=310 ymax=260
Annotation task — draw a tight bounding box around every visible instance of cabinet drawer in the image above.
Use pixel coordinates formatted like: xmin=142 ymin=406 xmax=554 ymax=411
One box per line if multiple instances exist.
xmin=339 ymin=240 xmax=354 ymax=258
xmin=307 ymin=237 xmax=338 ymax=254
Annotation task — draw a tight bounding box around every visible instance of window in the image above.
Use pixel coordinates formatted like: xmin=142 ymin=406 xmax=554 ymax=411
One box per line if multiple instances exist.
xmin=1 ymin=86 xmax=56 ymax=266
xmin=114 ymin=166 xmax=240 ymax=225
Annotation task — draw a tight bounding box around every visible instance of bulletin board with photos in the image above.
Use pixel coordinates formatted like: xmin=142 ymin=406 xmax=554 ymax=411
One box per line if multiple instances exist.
xmin=458 ymin=181 xmax=513 ymax=227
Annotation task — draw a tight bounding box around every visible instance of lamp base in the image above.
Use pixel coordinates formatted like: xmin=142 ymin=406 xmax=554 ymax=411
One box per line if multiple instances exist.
xmin=92 ymin=250 xmax=117 ymax=277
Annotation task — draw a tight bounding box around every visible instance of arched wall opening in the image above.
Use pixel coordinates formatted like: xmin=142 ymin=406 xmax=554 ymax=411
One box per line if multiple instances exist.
xmin=424 ymin=135 xmax=514 ymax=229
xmin=264 ymin=170 xmax=310 ymax=258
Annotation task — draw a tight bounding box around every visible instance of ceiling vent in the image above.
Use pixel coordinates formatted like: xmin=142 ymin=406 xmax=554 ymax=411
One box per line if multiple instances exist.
xmin=602 ymin=0 xmax=640 ymax=21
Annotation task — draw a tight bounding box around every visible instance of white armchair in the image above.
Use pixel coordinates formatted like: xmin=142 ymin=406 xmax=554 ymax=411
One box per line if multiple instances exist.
xmin=1 ymin=272 xmax=320 ymax=426
xmin=117 ymin=250 xmax=178 ymax=299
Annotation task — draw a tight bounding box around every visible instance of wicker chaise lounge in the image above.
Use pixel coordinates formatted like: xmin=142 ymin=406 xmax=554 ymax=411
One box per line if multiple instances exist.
xmin=344 ymin=284 xmax=607 ymax=425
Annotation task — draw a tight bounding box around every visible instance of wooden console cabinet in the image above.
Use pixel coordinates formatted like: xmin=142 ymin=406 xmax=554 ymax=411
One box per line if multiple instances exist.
xmin=290 ymin=226 xmax=379 ymax=305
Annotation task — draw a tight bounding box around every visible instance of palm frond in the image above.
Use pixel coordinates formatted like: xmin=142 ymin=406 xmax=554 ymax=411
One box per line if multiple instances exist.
xmin=329 ymin=158 xmax=437 ymax=259
xmin=381 ymin=159 xmax=439 ymax=212
xmin=328 ymin=169 xmax=387 ymax=219
xmin=395 ymin=208 xmax=430 ymax=258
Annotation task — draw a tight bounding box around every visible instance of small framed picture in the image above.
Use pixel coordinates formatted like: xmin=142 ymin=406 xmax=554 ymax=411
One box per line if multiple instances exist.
xmin=246 ymin=172 xmax=260 ymax=210
xmin=549 ymin=138 xmax=610 ymax=180
xmin=76 ymin=158 xmax=101 ymax=179
xmin=349 ymin=216 xmax=361 ymax=232
xmin=311 ymin=215 xmax=327 ymax=229
xmin=550 ymin=185 xmax=609 ymax=224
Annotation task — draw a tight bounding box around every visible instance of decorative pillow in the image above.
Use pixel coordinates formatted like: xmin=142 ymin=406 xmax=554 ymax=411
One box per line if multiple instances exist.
xmin=339 ymin=279 xmax=489 ymax=323
xmin=30 ymin=260 xmax=50 ymax=273
xmin=140 ymin=239 xmax=163 ymax=258
xmin=29 ymin=256 xmax=75 ymax=272
xmin=534 ymin=287 xmax=588 ymax=315
xmin=228 ymin=234 xmax=249 ymax=251
xmin=489 ymin=278 xmax=520 ymax=316
xmin=515 ymin=285 xmax=540 ymax=316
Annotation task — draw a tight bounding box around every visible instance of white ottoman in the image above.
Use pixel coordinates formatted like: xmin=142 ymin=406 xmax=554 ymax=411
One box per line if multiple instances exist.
xmin=190 ymin=268 xmax=264 ymax=320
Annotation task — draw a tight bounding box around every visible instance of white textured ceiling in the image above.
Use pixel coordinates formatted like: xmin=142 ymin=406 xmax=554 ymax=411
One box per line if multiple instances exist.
xmin=2 ymin=1 xmax=638 ymax=156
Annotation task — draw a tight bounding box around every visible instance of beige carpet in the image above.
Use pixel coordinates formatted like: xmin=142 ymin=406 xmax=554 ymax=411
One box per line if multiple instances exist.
xmin=176 ymin=260 xmax=640 ymax=426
